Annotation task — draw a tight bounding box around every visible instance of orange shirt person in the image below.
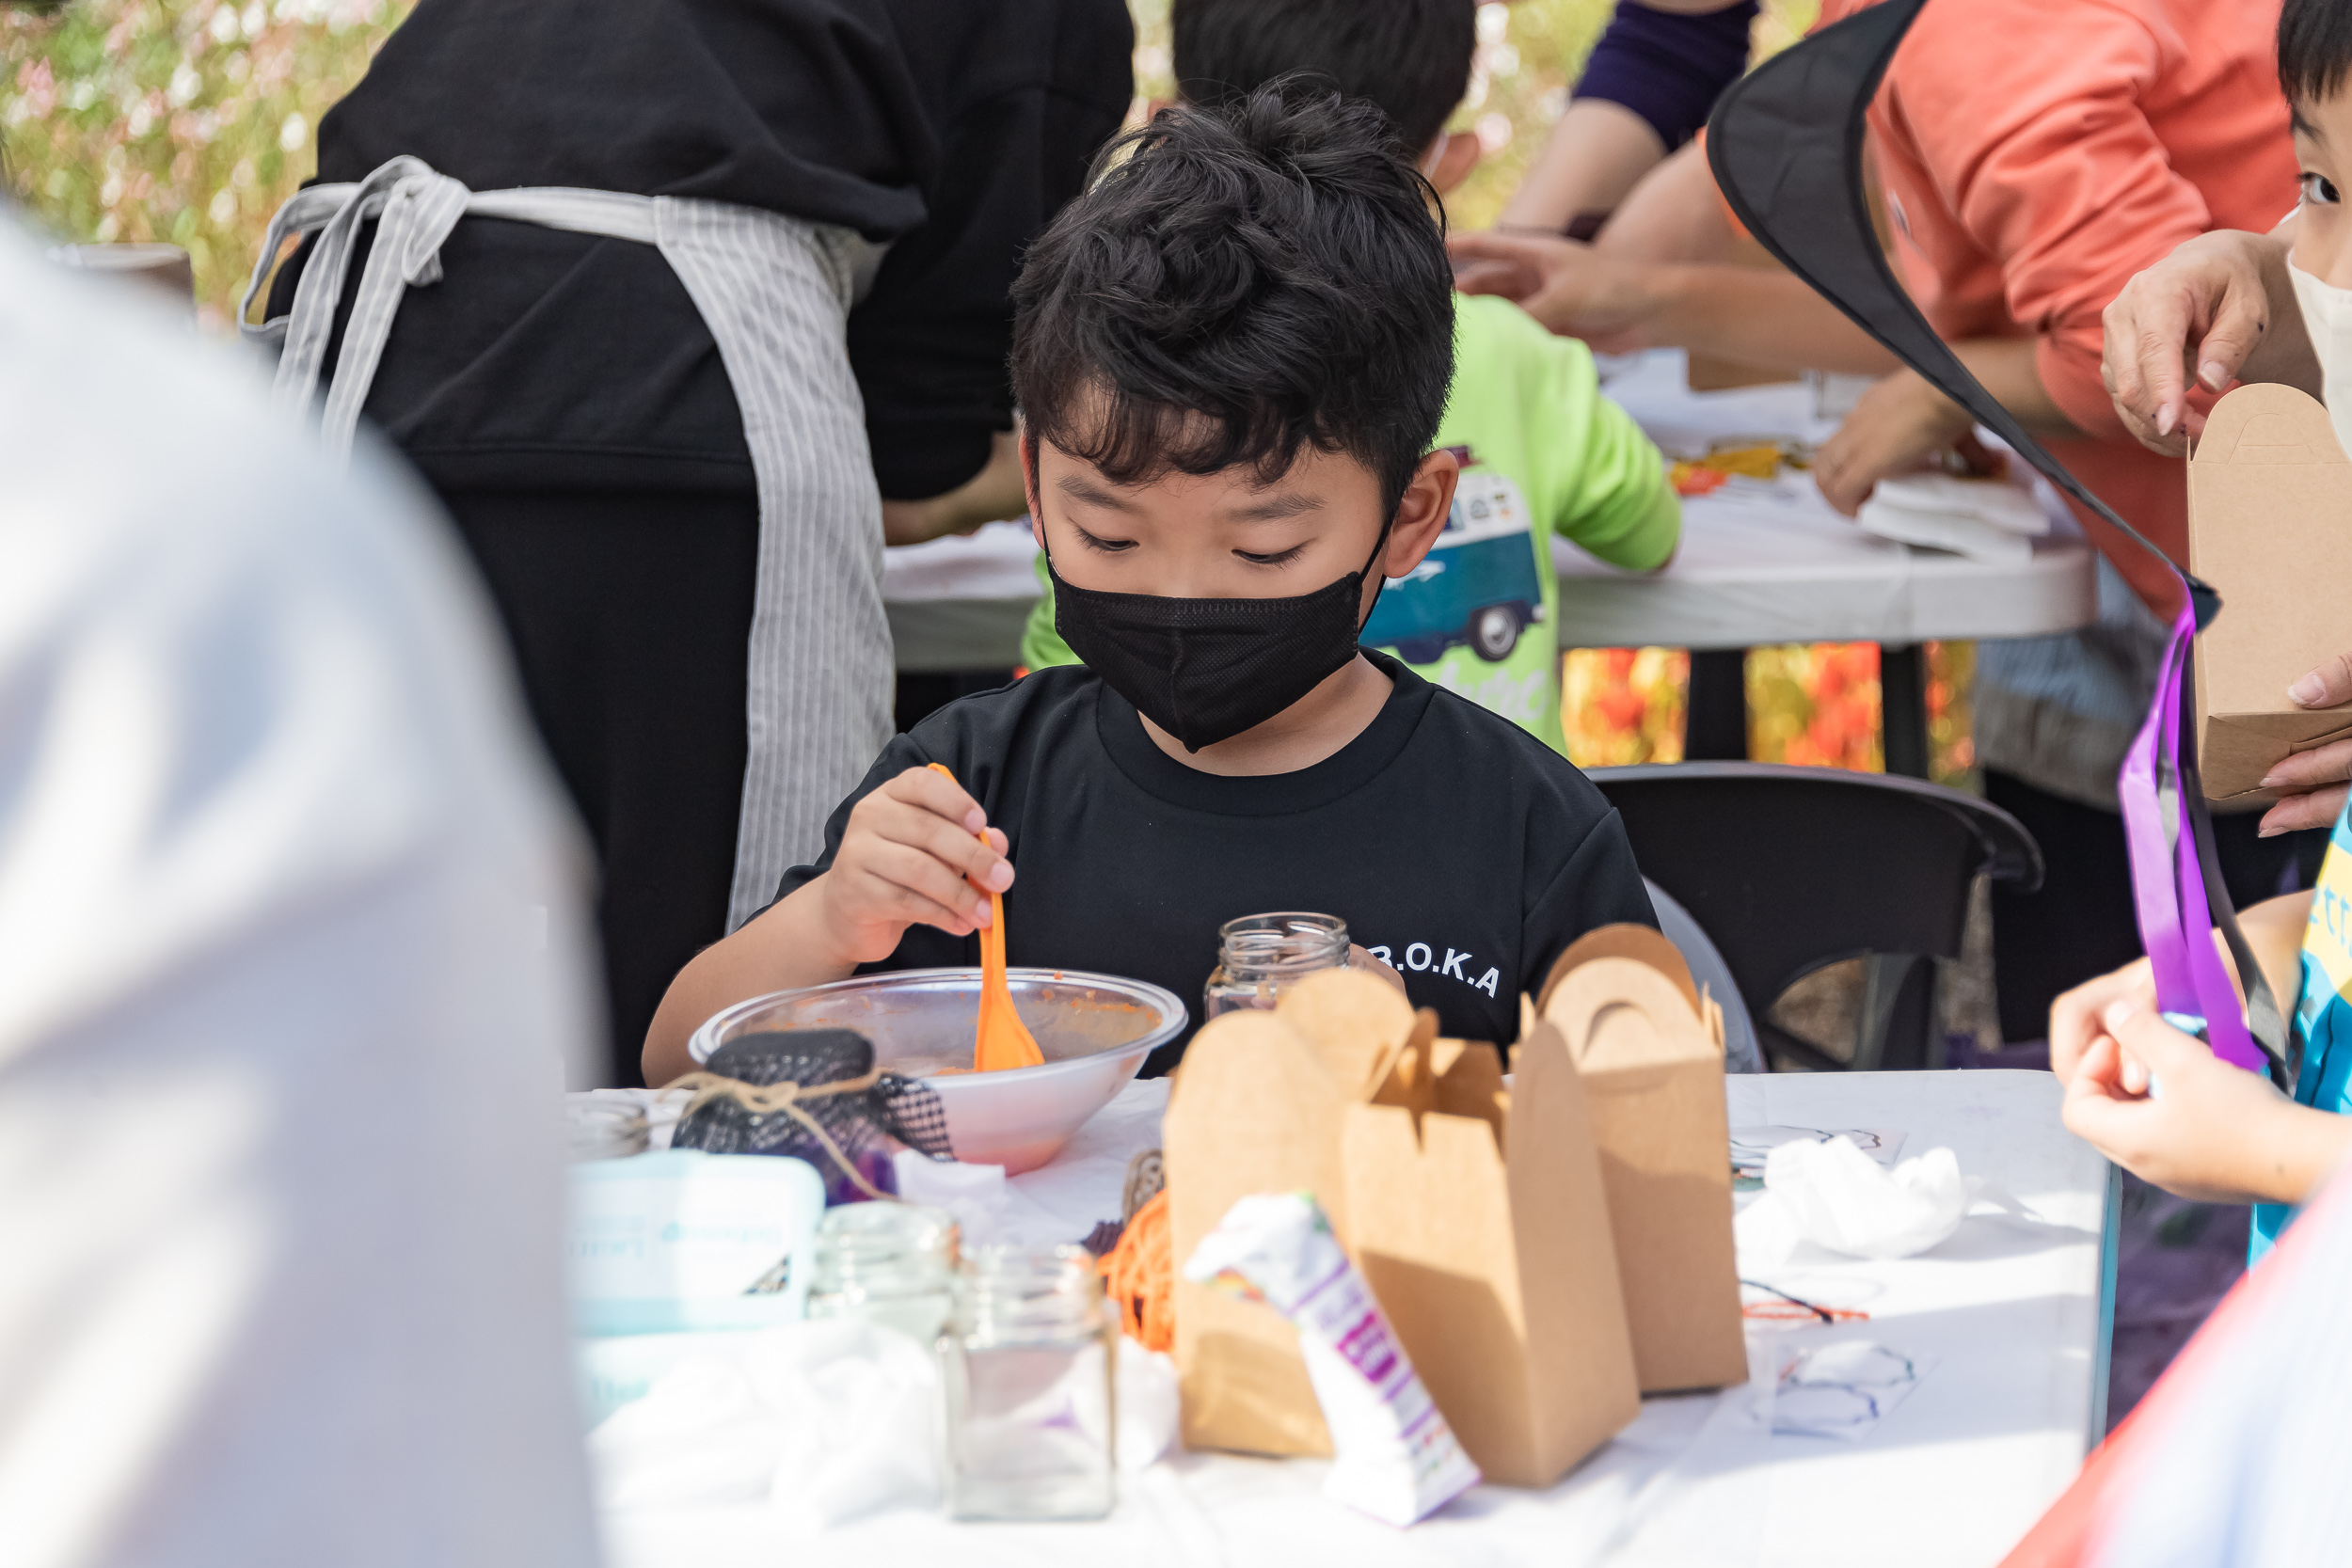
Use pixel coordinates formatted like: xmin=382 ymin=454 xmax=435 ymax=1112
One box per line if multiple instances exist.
xmin=1455 ymin=0 xmax=2297 ymax=614
xmin=1812 ymin=0 xmax=2298 ymax=612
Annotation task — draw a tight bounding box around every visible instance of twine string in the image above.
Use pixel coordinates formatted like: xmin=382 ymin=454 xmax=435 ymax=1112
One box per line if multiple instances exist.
xmin=663 ymin=1068 xmax=895 ymax=1202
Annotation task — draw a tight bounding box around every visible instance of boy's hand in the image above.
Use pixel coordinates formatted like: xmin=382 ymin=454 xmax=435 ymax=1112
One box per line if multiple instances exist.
xmin=2061 ymin=1000 xmax=2314 ymax=1206
xmin=2048 ymin=958 xmax=2158 ymax=1085
xmin=818 ymin=766 xmax=1014 ymax=965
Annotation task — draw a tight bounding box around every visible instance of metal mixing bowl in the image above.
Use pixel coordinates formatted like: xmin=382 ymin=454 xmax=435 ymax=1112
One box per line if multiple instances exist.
xmin=686 ymin=968 xmax=1187 ymax=1175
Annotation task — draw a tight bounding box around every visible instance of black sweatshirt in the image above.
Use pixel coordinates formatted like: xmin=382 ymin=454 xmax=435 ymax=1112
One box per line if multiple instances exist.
xmin=779 ymin=655 xmax=1661 ymax=1075
xmin=282 ymin=0 xmax=1133 ymax=499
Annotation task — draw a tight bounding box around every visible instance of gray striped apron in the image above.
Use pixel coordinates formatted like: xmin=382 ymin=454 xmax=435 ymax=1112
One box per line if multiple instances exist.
xmin=242 ymin=156 xmax=896 ymax=930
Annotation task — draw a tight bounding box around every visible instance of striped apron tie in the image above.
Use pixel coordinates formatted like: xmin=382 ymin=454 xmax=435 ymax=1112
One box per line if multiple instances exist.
xmin=242 ymin=157 xmax=897 ymax=930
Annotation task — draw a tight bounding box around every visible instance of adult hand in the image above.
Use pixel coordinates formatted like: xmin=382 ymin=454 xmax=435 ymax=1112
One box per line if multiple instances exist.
xmin=2100 ymin=228 xmax=2300 ymax=457
xmin=2048 ymin=957 xmax=2157 ymax=1085
xmin=1811 ymin=369 xmax=1981 ymax=516
xmin=2062 ymin=999 xmax=2336 ymax=1206
xmin=1445 ymin=230 xmax=1660 ymax=353
xmin=2262 ymin=650 xmax=2352 ymax=835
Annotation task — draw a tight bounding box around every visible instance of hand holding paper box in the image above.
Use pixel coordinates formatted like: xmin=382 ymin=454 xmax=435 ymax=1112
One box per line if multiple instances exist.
xmin=2188 ymin=383 xmax=2352 ymax=802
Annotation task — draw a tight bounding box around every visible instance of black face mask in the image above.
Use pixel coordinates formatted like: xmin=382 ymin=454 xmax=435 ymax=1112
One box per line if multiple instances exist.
xmin=1047 ymin=522 xmax=1392 ymax=752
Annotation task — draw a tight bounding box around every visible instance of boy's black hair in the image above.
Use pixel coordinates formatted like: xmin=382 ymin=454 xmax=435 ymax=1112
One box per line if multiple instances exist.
xmin=1172 ymin=0 xmax=1476 ymax=155
xmin=1009 ymin=82 xmax=1454 ymax=518
xmin=2281 ymin=0 xmax=2352 ymax=108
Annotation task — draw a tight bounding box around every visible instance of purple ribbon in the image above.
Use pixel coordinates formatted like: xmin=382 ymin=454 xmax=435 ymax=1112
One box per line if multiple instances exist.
xmin=2120 ymin=598 xmax=2288 ymax=1080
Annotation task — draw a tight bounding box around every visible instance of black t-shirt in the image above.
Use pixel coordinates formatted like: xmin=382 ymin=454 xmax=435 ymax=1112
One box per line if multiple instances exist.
xmin=278 ymin=0 xmax=1133 ymax=499
xmin=779 ymin=654 xmax=1659 ymax=1075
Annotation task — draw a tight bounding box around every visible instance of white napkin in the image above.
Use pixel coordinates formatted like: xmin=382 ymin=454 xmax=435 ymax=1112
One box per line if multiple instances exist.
xmin=589 ymin=1319 xmax=941 ymax=1528
xmin=589 ymin=1320 xmax=1181 ymax=1523
xmin=1738 ymin=1136 xmax=1974 ymax=1266
xmin=1855 ymin=472 xmax=2051 ymax=563
xmin=891 ymin=1150 xmax=1015 ymax=1245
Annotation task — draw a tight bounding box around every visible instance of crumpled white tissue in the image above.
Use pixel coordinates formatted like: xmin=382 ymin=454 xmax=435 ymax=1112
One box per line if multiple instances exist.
xmin=891 ymin=1150 xmax=1014 ymax=1246
xmin=589 ymin=1318 xmax=941 ymax=1528
xmin=1115 ymin=1342 xmax=1182 ymax=1473
xmin=590 ymin=1319 xmax=1181 ymax=1525
xmin=1738 ymin=1136 xmax=1975 ymax=1265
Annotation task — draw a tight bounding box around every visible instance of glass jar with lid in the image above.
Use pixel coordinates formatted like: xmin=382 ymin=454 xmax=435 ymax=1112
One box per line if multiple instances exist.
xmin=941 ymin=1244 xmax=1116 ymax=1520
xmin=1202 ymin=911 xmax=1350 ymax=1021
xmin=804 ymin=1202 xmax=961 ymax=1346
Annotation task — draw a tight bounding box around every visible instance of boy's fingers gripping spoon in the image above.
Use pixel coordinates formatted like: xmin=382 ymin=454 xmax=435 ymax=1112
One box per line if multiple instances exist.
xmin=928 ymin=763 xmax=1045 ymax=1071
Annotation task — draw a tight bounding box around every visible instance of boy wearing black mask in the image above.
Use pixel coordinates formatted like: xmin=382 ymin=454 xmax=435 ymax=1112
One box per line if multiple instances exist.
xmin=645 ymin=85 xmax=1657 ymax=1083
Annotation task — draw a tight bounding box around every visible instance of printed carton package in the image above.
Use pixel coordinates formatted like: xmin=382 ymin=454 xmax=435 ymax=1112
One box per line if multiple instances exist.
xmin=1538 ymin=926 xmax=1748 ymax=1394
xmin=2186 ymin=383 xmax=2352 ymax=802
xmin=1168 ymin=956 xmax=1724 ymax=1486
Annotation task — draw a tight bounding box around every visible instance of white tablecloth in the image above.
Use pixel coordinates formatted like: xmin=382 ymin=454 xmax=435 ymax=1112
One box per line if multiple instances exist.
xmin=1561 ymin=353 xmax=2096 ymax=651
xmin=879 ymin=353 xmax=2098 ymax=671
xmin=599 ymin=1069 xmax=2114 ymax=1568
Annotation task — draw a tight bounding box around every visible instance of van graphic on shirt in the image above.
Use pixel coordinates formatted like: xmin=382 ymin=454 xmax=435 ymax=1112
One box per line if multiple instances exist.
xmin=1360 ymin=448 xmax=1546 ymax=666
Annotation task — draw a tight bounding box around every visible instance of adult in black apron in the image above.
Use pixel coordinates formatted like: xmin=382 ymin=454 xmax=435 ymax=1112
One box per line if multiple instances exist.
xmin=248 ymin=0 xmax=1133 ymax=1084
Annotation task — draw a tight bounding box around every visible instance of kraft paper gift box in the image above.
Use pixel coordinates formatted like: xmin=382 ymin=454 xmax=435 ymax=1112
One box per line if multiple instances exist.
xmin=2187 ymin=382 xmax=2352 ymax=802
xmin=1167 ymin=969 xmax=1643 ymax=1483
xmin=1165 ymin=1004 xmax=1354 ymax=1457
xmin=1342 ymin=1022 xmax=1642 ymax=1486
xmin=1164 ymin=968 xmax=1431 ymax=1457
xmin=1538 ymin=925 xmax=1748 ymax=1394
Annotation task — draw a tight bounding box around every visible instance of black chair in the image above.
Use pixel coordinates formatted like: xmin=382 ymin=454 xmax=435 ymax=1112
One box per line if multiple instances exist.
xmin=1588 ymin=763 xmax=2043 ymax=1072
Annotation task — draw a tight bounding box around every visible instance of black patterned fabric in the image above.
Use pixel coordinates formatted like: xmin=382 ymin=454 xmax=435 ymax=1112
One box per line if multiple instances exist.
xmin=671 ymin=1029 xmax=953 ymax=1203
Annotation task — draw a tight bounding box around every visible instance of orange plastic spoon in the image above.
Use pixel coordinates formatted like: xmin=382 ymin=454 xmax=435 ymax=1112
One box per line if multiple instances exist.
xmin=928 ymin=763 xmax=1044 ymax=1071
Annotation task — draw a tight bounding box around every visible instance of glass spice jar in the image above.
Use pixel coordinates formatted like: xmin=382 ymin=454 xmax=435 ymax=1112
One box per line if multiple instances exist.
xmin=941 ymin=1244 xmax=1117 ymax=1521
xmin=1201 ymin=911 xmax=1350 ymax=1021
xmin=803 ymin=1202 xmax=961 ymax=1346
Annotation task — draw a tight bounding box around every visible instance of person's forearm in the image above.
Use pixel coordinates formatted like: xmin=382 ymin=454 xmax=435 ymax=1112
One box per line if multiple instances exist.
xmin=881 ymin=428 xmax=1025 ymax=546
xmin=642 ymin=879 xmax=858 ymax=1085
xmin=1950 ymin=338 xmax=2080 ymax=440
xmin=1499 ymin=100 xmax=1667 ymax=233
xmin=1643 ymin=266 xmax=1899 ymax=374
xmin=2240 ymin=1099 xmax=2352 ymax=1207
xmin=1593 ymin=140 xmax=1739 ymax=264
xmin=2232 ymin=890 xmax=2315 ymax=1017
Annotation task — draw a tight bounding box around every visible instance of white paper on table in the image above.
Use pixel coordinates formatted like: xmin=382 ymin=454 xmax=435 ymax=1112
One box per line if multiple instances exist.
xmin=1772 ymin=1340 xmax=1937 ymax=1440
xmin=892 ymin=1078 xmax=1170 ymax=1249
xmin=1730 ymin=1125 xmax=1905 ymax=1180
xmin=1856 ymin=472 xmax=2052 ymax=562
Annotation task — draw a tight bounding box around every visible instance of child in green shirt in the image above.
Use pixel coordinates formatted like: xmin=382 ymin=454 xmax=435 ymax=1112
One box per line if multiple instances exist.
xmin=1020 ymin=0 xmax=1679 ymax=754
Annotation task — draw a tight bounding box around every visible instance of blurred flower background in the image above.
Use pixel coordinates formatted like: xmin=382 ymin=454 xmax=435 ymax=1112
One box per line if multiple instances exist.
xmin=5 ymin=0 xmax=1970 ymax=785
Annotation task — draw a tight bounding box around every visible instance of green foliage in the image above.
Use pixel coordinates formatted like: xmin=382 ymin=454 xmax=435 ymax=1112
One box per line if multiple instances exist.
xmin=4 ymin=0 xmax=413 ymax=326
xmin=7 ymin=0 xmax=1818 ymax=326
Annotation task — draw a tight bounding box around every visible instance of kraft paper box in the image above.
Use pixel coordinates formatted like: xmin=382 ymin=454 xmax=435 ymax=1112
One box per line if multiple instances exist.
xmin=1167 ymin=969 xmax=1642 ymax=1484
xmin=1539 ymin=925 xmax=1747 ymax=1394
xmin=1165 ymin=1005 xmax=1354 ymax=1457
xmin=2187 ymin=383 xmax=2352 ymax=802
xmin=1343 ymin=1023 xmax=1642 ymax=1486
